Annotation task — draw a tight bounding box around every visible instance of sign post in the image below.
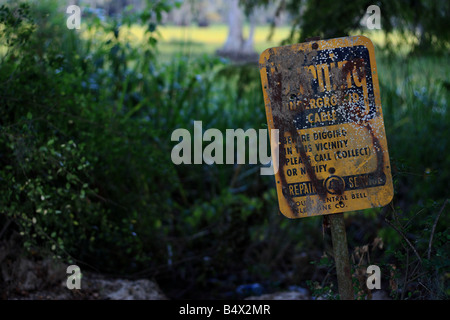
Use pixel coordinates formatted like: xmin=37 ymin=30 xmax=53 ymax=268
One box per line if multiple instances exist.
xmin=259 ymin=36 xmax=393 ymax=300
xmin=329 ymin=213 xmax=353 ymax=299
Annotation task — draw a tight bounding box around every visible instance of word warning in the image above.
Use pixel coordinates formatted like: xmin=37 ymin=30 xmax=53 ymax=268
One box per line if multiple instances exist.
xmin=259 ymin=36 xmax=393 ymax=218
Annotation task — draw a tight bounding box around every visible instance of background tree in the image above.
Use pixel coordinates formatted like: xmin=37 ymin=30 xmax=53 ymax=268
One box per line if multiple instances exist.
xmin=275 ymin=0 xmax=449 ymax=52
xmin=216 ymin=0 xmax=258 ymax=61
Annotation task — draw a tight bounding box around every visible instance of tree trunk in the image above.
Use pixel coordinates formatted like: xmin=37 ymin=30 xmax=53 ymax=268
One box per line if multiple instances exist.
xmin=220 ymin=0 xmax=244 ymax=53
xmin=242 ymin=12 xmax=256 ymax=54
xmin=217 ymin=0 xmax=258 ymax=62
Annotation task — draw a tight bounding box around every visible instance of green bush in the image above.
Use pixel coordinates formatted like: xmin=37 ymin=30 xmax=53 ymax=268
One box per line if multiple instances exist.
xmin=0 ymin=1 xmax=277 ymax=279
xmin=0 ymin=0 xmax=176 ymax=272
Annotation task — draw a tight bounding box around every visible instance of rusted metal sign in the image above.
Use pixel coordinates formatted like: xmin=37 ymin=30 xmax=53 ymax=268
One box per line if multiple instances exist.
xmin=259 ymin=36 xmax=393 ymax=219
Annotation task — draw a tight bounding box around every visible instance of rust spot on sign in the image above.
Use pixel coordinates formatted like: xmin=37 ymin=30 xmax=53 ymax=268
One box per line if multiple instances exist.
xmin=259 ymin=36 xmax=393 ymax=219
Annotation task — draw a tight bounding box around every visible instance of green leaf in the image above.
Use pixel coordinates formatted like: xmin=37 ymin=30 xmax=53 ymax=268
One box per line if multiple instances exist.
xmin=148 ymin=23 xmax=156 ymax=33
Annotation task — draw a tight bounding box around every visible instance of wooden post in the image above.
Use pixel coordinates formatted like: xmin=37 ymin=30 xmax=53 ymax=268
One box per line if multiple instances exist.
xmin=328 ymin=213 xmax=353 ymax=300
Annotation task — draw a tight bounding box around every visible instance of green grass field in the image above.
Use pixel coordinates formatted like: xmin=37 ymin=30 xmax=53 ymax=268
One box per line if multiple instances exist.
xmin=157 ymin=24 xmax=291 ymax=54
xmin=109 ymin=23 xmax=291 ymax=59
xmin=101 ymin=23 xmax=420 ymax=61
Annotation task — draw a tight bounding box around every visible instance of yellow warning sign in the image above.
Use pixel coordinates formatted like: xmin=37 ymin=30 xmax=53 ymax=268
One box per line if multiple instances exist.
xmin=259 ymin=36 xmax=393 ymax=219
